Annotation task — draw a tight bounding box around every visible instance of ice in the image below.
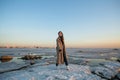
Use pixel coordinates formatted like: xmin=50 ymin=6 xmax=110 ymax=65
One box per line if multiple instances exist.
xmin=101 ymin=61 xmax=120 ymax=70
xmin=0 ymin=62 xmax=29 ymax=73
xmin=0 ymin=48 xmax=120 ymax=80
xmin=91 ymin=66 xmax=114 ymax=79
xmin=91 ymin=61 xmax=120 ymax=79
xmin=0 ymin=63 xmax=101 ymax=80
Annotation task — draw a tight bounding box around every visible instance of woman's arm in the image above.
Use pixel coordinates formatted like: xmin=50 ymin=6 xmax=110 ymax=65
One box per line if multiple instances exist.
xmin=56 ymin=39 xmax=62 ymax=52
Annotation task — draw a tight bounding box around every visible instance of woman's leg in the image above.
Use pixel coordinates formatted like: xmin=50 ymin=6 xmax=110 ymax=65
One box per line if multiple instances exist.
xmin=63 ymin=53 xmax=70 ymax=70
xmin=56 ymin=63 xmax=58 ymax=66
xmin=63 ymin=53 xmax=68 ymax=66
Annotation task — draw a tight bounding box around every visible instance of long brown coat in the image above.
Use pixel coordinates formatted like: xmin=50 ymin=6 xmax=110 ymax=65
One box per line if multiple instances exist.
xmin=56 ymin=37 xmax=67 ymax=64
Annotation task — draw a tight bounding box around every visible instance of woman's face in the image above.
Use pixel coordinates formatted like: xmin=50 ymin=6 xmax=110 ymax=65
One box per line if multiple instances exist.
xmin=58 ymin=32 xmax=63 ymax=37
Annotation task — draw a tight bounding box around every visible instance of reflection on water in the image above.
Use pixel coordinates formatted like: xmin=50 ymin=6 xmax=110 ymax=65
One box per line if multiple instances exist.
xmin=87 ymin=59 xmax=110 ymax=66
xmin=0 ymin=59 xmax=12 ymax=63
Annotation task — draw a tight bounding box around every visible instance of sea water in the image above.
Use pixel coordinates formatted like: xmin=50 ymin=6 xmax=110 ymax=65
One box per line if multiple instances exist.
xmin=0 ymin=48 xmax=120 ymax=66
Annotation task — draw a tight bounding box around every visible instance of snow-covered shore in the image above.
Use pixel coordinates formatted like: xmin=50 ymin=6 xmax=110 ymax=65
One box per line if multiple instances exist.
xmin=0 ymin=61 xmax=120 ymax=80
xmin=0 ymin=48 xmax=120 ymax=80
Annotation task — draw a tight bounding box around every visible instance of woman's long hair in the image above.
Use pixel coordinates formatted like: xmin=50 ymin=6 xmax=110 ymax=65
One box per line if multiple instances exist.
xmin=58 ymin=31 xmax=64 ymax=44
xmin=58 ymin=31 xmax=66 ymax=54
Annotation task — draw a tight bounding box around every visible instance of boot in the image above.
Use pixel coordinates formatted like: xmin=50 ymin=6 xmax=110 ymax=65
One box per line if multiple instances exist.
xmin=66 ymin=66 xmax=70 ymax=71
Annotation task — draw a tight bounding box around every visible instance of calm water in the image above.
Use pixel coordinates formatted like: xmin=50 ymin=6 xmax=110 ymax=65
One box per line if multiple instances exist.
xmin=0 ymin=48 xmax=120 ymax=65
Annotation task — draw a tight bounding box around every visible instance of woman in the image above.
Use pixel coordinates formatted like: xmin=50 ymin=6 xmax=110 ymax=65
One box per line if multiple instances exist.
xmin=56 ymin=31 xmax=69 ymax=70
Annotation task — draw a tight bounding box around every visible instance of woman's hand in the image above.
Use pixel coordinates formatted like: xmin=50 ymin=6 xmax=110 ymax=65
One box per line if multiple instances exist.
xmin=59 ymin=49 xmax=62 ymax=52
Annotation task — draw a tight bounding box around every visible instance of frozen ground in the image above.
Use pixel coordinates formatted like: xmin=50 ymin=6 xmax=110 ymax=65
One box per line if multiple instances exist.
xmin=0 ymin=61 xmax=120 ymax=80
xmin=0 ymin=48 xmax=120 ymax=80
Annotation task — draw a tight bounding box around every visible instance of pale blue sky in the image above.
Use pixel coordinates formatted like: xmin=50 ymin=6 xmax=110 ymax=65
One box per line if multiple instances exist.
xmin=0 ymin=0 xmax=120 ymax=48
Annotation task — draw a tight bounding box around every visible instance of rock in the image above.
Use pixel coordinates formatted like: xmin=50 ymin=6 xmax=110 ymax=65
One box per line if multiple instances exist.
xmin=116 ymin=59 xmax=120 ymax=62
xmin=0 ymin=55 xmax=13 ymax=62
xmin=91 ymin=62 xmax=120 ymax=79
xmin=30 ymin=60 xmax=35 ymax=65
xmin=91 ymin=66 xmax=115 ymax=79
xmin=116 ymin=73 xmax=120 ymax=79
xmin=99 ymin=62 xmax=120 ymax=72
xmin=21 ymin=55 xmax=42 ymax=60
xmin=78 ymin=50 xmax=83 ymax=53
xmin=113 ymin=48 xmax=119 ymax=50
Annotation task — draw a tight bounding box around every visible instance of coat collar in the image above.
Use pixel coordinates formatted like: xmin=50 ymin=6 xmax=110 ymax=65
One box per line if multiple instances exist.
xmin=57 ymin=37 xmax=62 ymax=41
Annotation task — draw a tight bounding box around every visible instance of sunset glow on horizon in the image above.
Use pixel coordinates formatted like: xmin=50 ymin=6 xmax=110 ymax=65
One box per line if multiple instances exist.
xmin=0 ymin=0 xmax=120 ymax=48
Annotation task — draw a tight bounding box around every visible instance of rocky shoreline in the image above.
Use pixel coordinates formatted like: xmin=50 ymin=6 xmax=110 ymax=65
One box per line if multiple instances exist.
xmin=0 ymin=48 xmax=120 ymax=80
xmin=0 ymin=57 xmax=120 ymax=80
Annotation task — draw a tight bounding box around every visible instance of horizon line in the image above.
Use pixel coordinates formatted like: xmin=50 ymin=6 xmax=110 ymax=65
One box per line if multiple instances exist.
xmin=0 ymin=46 xmax=120 ymax=49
